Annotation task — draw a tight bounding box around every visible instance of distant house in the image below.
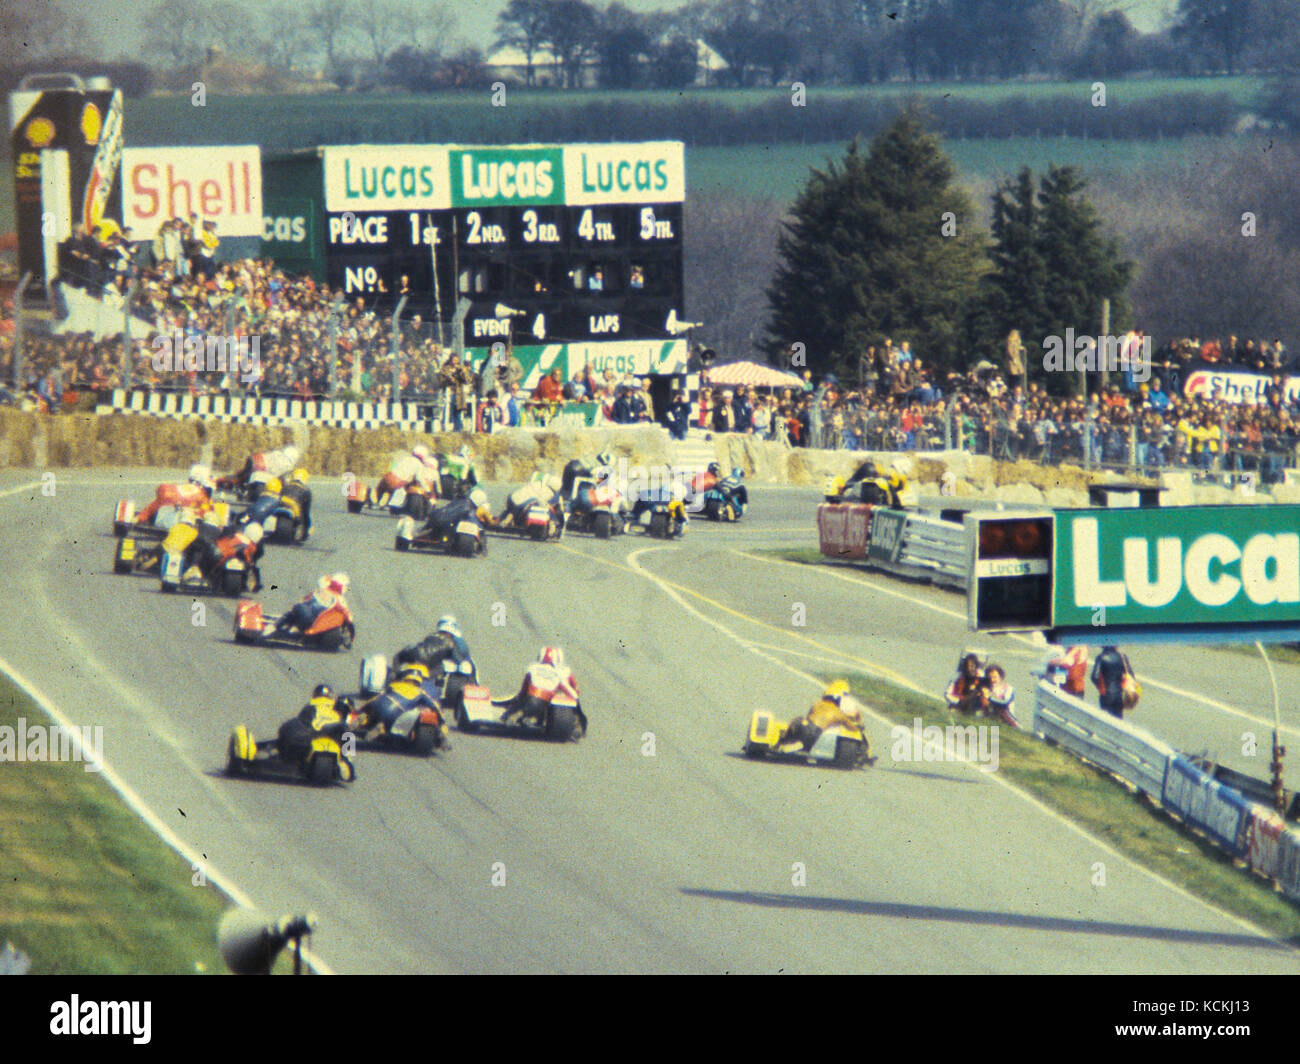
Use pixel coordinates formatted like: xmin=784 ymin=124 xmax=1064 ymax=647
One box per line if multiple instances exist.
xmin=485 ymin=44 xmax=598 ymax=89
xmin=485 ymin=39 xmax=728 ymax=89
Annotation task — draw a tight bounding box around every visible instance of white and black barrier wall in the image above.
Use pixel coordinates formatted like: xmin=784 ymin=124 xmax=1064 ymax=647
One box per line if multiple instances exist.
xmin=94 ymin=389 xmax=436 ymax=431
xmin=1033 ymin=679 xmax=1300 ymax=904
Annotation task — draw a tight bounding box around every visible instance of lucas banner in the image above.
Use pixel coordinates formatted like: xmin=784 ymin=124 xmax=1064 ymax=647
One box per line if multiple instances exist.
xmin=1053 ymin=505 xmax=1300 ymax=630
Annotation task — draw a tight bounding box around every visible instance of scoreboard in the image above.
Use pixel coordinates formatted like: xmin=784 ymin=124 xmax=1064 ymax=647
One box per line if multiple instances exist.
xmin=320 ymin=143 xmax=685 ymax=360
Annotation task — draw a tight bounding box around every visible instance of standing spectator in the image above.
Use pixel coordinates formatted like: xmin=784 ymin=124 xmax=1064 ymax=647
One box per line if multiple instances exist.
xmin=666 ymin=390 xmax=692 ymax=440
xmin=733 ymin=385 xmax=753 ymax=433
xmin=639 ymin=378 xmax=656 ymax=422
xmin=713 ymin=390 xmax=736 ymax=433
xmin=1091 ymin=646 xmax=1135 ymax=719
xmin=697 ymin=387 xmax=713 ymax=429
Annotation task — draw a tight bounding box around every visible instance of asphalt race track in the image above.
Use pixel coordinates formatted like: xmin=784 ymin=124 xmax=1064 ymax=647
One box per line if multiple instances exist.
xmin=3 ymin=469 xmax=1299 ymax=973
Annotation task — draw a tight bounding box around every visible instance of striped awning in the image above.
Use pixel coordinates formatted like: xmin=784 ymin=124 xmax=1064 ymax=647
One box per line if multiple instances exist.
xmin=704 ymin=360 xmax=805 ymax=389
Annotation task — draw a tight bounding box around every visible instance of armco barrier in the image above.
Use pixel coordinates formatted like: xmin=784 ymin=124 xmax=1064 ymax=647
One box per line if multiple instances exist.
xmin=1032 ymin=680 xmax=1176 ymax=799
xmin=817 ymin=503 xmax=969 ymax=589
xmin=1035 ymin=680 xmax=1300 ymax=897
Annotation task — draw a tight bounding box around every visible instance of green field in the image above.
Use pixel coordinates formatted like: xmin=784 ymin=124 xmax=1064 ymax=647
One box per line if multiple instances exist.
xmin=688 ymin=135 xmax=1217 ymax=201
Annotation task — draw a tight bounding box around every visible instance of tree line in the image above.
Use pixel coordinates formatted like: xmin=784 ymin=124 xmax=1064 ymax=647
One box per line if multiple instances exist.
xmin=6 ymin=0 xmax=1300 ymax=98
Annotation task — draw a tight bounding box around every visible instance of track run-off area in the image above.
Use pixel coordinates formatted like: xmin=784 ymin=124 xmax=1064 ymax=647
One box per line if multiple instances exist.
xmin=2 ymin=470 xmax=1298 ymax=973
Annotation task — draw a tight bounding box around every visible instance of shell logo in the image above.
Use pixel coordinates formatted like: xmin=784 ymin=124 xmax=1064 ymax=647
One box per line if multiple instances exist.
xmin=81 ymin=102 xmax=103 ymax=145
xmin=25 ymin=117 xmax=55 ymax=148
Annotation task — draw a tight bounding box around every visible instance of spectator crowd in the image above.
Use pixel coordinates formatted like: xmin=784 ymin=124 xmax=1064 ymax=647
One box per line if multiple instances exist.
xmin=2 ymin=235 xmax=1298 ymax=479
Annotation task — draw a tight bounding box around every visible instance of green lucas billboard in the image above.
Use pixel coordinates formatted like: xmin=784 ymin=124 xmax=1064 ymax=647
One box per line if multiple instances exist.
xmin=1054 ymin=506 xmax=1300 ymax=630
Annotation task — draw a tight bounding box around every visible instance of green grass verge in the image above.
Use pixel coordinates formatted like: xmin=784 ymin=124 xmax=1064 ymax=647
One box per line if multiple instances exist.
xmin=756 ymin=548 xmax=1300 ymax=939
xmin=0 ymin=671 xmax=238 ymax=973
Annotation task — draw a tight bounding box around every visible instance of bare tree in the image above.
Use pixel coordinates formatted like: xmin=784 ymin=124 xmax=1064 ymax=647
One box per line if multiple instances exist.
xmin=400 ymin=0 xmax=457 ymax=54
xmin=306 ymin=0 xmax=356 ymax=67
xmin=494 ymin=0 xmax=550 ymax=86
xmin=356 ymin=0 xmax=404 ymax=66
xmin=141 ymin=0 xmax=215 ymax=67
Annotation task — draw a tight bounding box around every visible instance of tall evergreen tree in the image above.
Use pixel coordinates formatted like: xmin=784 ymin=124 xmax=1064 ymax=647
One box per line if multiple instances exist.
xmin=762 ymin=110 xmax=988 ymax=380
xmin=969 ymin=167 xmax=1048 ymax=360
xmin=1035 ymin=165 xmax=1133 ymax=346
xmin=971 ymin=164 xmax=1132 ymax=390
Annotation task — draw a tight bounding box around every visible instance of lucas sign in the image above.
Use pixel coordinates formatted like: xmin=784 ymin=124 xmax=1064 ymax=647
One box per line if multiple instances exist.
xmin=1054 ymin=506 xmax=1300 ymax=630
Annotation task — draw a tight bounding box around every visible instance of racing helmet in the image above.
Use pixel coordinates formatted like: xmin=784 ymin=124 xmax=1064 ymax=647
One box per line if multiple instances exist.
xmin=707 ymin=462 xmax=721 ymax=476
xmin=544 ymin=474 xmax=563 ymax=496
xmin=312 ymin=683 xmax=334 ymax=700
xmin=823 ymin=679 xmax=851 ymax=706
xmin=594 ymin=450 xmax=613 ymax=470
xmin=469 ymin=488 xmax=488 ymax=508
xmin=328 ymin=572 xmax=350 ymax=596
xmin=731 ymin=467 xmax=744 ymax=479
xmin=397 ymin=662 xmax=430 ymax=682
xmin=244 ymin=522 xmax=264 ymax=544
xmin=412 ymin=444 xmax=432 ymax=463
xmin=458 ymin=445 xmax=473 ymax=460
xmin=290 ymin=468 xmax=309 ymax=485
xmin=283 ymin=445 xmax=301 ymax=466
xmin=188 ymin=463 xmax=211 ymax=485
xmin=436 ymin=615 xmax=461 ymax=638
xmin=538 ymin=646 xmax=564 ymax=669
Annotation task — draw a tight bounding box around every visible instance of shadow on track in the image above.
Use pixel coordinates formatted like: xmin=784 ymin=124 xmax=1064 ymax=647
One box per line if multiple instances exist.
xmin=678 ymin=888 xmax=1298 ymax=951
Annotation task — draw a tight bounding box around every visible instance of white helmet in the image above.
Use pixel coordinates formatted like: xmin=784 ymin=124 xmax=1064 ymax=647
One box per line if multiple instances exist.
xmin=545 ymin=474 xmax=563 ymax=496
xmin=243 ymin=522 xmax=264 ymax=543
xmin=188 ymin=463 xmax=211 ymax=486
xmin=437 ymin=615 xmax=461 ymax=637
xmin=283 ymin=445 xmax=301 ymax=466
xmin=328 ymin=572 xmax=350 ymax=596
xmin=469 ymin=488 xmax=488 ymax=508
xmin=412 ymin=444 xmax=432 ymax=463
xmin=538 ymin=646 xmax=564 ymax=669
xmin=459 ymin=445 xmax=473 ymax=460
xmin=595 ymin=451 xmax=613 ymax=469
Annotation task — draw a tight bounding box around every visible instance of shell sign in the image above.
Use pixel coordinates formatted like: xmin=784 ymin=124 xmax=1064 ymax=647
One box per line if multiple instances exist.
xmin=81 ymin=102 xmax=102 ymax=145
xmin=24 ymin=117 xmax=55 ymax=149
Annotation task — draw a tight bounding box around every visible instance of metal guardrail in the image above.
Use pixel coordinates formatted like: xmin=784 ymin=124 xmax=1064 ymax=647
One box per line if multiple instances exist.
xmin=1033 ymin=680 xmax=1177 ymax=799
xmin=1032 ymin=679 xmax=1300 ymax=904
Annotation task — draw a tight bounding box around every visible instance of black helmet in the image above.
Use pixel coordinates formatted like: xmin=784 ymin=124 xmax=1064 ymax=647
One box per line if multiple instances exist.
xmin=312 ymin=683 xmax=334 ymax=700
xmin=707 ymin=462 xmax=720 ymax=476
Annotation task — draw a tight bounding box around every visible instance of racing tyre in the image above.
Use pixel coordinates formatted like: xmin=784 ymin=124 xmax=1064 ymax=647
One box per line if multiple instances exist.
xmin=221 ymin=569 xmax=246 ymax=597
xmin=722 ymin=502 xmax=737 ymax=522
xmin=454 ymin=698 xmax=478 ymax=734
xmin=346 ymin=498 xmax=364 ymax=514
xmin=305 ymin=753 xmax=337 ymax=787
xmin=406 ymin=494 xmax=430 ymax=521
xmin=648 ymin=513 xmax=667 ymax=539
xmin=455 ymin=532 xmax=478 ymax=558
xmin=612 ymin=514 xmax=625 ymax=536
xmin=413 ymin=724 xmax=441 ymax=757
xmin=294 ymin=519 xmax=308 ymax=543
xmin=529 ymin=522 xmax=548 ymax=542
xmin=704 ymin=498 xmax=720 ymax=521
xmin=594 ymin=512 xmax=612 ymax=540
xmin=112 ymin=543 xmax=132 ymax=574
xmin=833 ymin=737 xmax=867 ymax=770
xmin=329 ymin=623 xmax=355 ymax=652
xmin=546 ymin=705 xmax=579 ymax=743
xmin=225 ymin=737 xmax=245 ymax=777
xmin=395 ymin=536 xmax=411 ymax=551
xmin=743 ymin=742 xmax=768 ymax=760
